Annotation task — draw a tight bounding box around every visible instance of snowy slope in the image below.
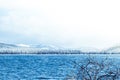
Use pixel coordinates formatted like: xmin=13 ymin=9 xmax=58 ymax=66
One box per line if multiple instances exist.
xmin=104 ymin=46 xmax=120 ymax=53
xmin=0 ymin=43 xmax=17 ymax=48
xmin=77 ymin=47 xmax=100 ymax=53
xmin=35 ymin=44 xmax=60 ymax=50
xmin=16 ymin=44 xmax=30 ymax=48
xmin=0 ymin=42 xmax=101 ymax=53
xmin=0 ymin=43 xmax=60 ymax=53
xmin=0 ymin=43 xmax=58 ymax=49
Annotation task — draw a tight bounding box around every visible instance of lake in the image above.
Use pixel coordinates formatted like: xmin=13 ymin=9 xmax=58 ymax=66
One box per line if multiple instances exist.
xmin=0 ymin=54 xmax=120 ymax=80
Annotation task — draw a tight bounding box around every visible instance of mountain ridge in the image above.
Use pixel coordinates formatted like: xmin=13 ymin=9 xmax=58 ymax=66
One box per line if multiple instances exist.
xmin=0 ymin=42 xmax=120 ymax=53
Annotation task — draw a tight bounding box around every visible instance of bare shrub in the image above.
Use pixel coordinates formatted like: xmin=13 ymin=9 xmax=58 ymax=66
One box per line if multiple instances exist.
xmin=65 ymin=57 xmax=120 ymax=80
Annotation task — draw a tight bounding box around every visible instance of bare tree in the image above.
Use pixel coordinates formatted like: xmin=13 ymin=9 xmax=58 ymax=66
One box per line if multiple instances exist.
xmin=65 ymin=57 xmax=120 ymax=80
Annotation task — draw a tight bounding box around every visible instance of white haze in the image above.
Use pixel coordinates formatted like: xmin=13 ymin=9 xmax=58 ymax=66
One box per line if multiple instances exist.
xmin=0 ymin=0 xmax=120 ymax=50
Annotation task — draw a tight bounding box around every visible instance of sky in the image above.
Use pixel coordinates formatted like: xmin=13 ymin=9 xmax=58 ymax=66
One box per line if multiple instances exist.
xmin=0 ymin=0 xmax=120 ymax=49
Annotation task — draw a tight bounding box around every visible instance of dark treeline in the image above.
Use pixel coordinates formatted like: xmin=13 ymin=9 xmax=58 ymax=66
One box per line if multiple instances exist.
xmin=0 ymin=50 xmax=119 ymax=54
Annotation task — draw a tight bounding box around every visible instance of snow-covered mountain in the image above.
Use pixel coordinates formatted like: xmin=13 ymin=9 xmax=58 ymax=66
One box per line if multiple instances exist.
xmin=0 ymin=43 xmax=60 ymax=53
xmin=0 ymin=42 xmax=102 ymax=53
xmin=76 ymin=47 xmax=100 ymax=53
xmin=0 ymin=43 xmax=17 ymax=48
xmin=104 ymin=46 xmax=120 ymax=53
xmin=63 ymin=46 xmax=101 ymax=53
xmin=1 ymin=42 xmax=120 ymax=54
xmin=35 ymin=44 xmax=60 ymax=50
xmin=0 ymin=43 xmax=58 ymax=49
xmin=16 ymin=44 xmax=30 ymax=48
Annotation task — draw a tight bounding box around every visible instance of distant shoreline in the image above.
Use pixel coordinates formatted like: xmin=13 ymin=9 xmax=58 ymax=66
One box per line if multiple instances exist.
xmin=0 ymin=52 xmax=119 ymax=54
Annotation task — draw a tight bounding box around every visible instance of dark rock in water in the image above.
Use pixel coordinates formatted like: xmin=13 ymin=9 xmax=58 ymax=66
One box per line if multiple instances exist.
xmin=35 ymin=77 xmax=51 ymax=79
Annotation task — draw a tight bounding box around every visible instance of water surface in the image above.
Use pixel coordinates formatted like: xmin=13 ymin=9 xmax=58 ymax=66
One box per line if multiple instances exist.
xmin=0 ymin=54 xmax=119 ymax=80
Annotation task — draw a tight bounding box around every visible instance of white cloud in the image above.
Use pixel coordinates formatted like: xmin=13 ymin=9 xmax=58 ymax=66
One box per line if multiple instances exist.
xmin=0 ymin=0 xmax=120 ymax=49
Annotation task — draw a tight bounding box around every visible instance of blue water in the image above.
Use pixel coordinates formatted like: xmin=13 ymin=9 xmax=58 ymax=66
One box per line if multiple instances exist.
xmin=0 ymin=54 xmax=119 ymax=80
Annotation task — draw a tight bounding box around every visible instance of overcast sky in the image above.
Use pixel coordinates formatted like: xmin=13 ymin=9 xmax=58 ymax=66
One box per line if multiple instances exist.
xmin=0 ymin=0 xmax=120 ymax=49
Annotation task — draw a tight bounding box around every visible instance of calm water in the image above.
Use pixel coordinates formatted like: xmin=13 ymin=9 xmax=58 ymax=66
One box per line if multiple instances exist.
xmin=0 ymin=54 xmax=120 ymax=80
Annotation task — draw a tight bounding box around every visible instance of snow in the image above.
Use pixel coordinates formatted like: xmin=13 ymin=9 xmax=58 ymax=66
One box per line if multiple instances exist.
xmin=1 ymin=42 xmax=120 ymax=54
xmin=104 ymin=46 xmax=120 ymax=53
xmin=16 ymin=44 xmax=30 ymax=48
